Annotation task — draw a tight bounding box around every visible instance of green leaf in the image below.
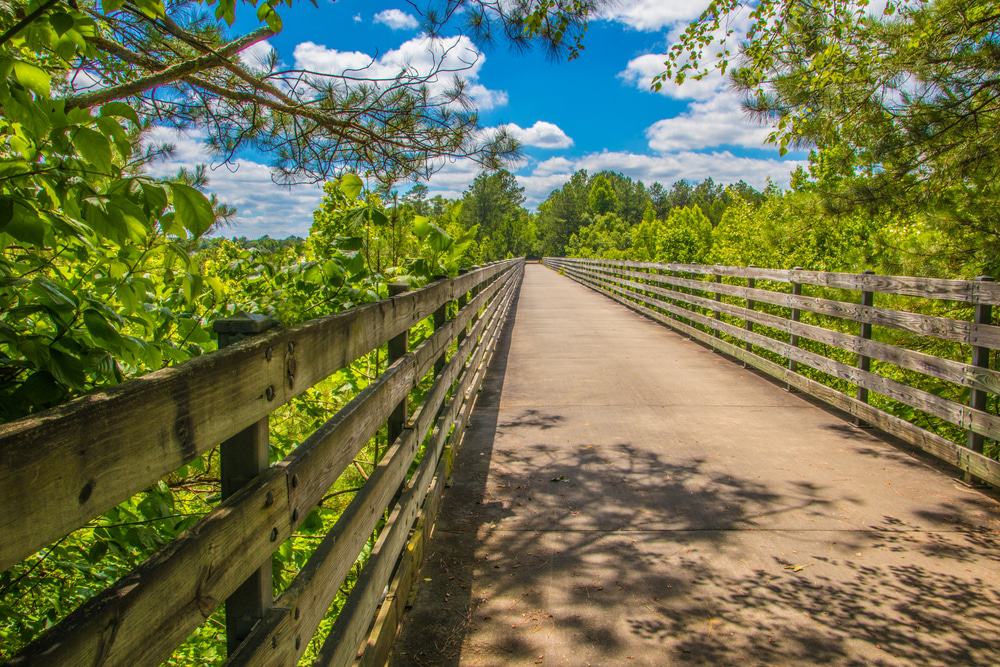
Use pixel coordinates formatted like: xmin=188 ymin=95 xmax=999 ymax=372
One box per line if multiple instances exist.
xmin=335 ymin=236 xmax=363 ymax=251
xmin=50 ymin=12 xmax=74 ymax=35
xmin=13 ymin=60 xmax=50 ymax=98
xmin=99 ymin=101 xmax=141 ymax=127
xmin=426 ymin=222 xmax=452 ymax=252
xmin=300 ymin=508 xmax=324 ymax=533
xmin=84 ymin=309 xmax=124 ymax=348
xmin=337 ymin=173 xmax=364 ymax=200
xmin=170 ymin=183 xmax=214 ymax=237
xmin=413 ymin=215 xmax=430 ymax=239
xmin=214 ymin=0 xmax=237 ymax=24
xmin=75 ymin=127 xmax=113 ymax=174
xmin=14 ymin=371 xmax=65 ymax=406
xmin=32 ymin=277 xmax=78 ymax=309
xmin=48 ymin=348 xmax=87 ymax=388
xmin=132 ymin=0 xmax=166 ymax=19
xmin=256 ymin=2 xmax=282 ymax=31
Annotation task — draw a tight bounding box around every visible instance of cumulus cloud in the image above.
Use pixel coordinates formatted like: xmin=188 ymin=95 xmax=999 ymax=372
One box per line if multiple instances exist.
xmin=292 ymin=34 xmax=508 ymax=110
xmin=621 ymin=45 xmax=778 ymax=152
xmin=373 ymin=8 xmax=419 ymax=30
xmin=533 ymin=156 xmax=575 ymax=175
xmin=619 ymin=53 xmax=728 ymax=101
xmin=645 ymin=92 xmax=772 ymax=151
xmin=143 ymin=127 xmax=322 ymax=238
xmin=238 ymin=39 xmax=276 ymax=71
xmin=599 ymin=0 xmax=706 ymax=31
xmin=500 ymin=121 xmax=574 ymax=149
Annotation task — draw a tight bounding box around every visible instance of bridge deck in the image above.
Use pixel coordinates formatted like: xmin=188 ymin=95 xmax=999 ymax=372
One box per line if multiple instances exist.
xmin=392 ymin=264 xmax=1000 ymax=666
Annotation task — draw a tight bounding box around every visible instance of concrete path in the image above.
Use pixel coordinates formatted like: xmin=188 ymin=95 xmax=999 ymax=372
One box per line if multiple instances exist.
xmin=391 ymin=264 xmax=1000 ymax=666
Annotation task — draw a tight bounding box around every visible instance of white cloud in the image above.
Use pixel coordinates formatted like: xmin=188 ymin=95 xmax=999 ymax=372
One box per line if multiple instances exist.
xmin=238 ymin=39 xmax=275 ymax=71
xmin=352 ymin=13 xmax=361 ymax=23
xmin=620 ymin=53 xmax=727 ymax=101
xmin=292 ymin=34 xmax=508 ymax=111
xmin=500 ymin=121 xmax=574 ymax=149
xmin=533 ymin=156 xmax=574 ymax=175
xmin=645 ymin=91 xmax=772 ymax=151
xmin=373 ymin=8 xmax=419 ymax=30
xmin=143 ymin=127 xmax=322 ymax=238
xmin=620 ymin=45 xmax=778 ymax=152
xmin=599 ymin=0 xmax=706 ymax=31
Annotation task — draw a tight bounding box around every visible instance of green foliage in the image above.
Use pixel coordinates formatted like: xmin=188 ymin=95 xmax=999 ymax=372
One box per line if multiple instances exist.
xmin=658 ymin=0 xmax=1000 ymax=269
xmin=566 ymin=213 xmax=631 ymax=258
xmin=460 ymin=169 xmax=537 ymax=261
xmin=588 ymin=174 xmax=618 ymax=215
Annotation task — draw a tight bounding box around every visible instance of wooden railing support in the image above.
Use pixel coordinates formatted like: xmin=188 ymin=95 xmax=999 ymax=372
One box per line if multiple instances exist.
xmin=457 ymin=268 xmax=470 ymax=346
xmin=387 ymin=282 xmax=409 ymax=450
xmin=545 ymin=257 xmax=1000 ymax=488
xmin=4 ymin=260 xmax=524 ymax=667
xmin=856 ymin=270 xmax=876 ymax=426
xmin=744 ymin=268 xmax=756 ymax=363
xmin=787 ymin=267 xmax=803 ymax=390
xmin=213 ymin=312 xmax=278 ymax=655
xmin=713 ymin=272 xmax=722 ymax=338
xmin=968 ymin=276 xmax=994 ymax=470
xmin=432 ymin=276 xmax=448 ymax=377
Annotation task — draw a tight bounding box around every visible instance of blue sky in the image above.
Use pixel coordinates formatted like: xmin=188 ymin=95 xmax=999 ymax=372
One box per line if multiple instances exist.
xmin=147 ymin=1 xmax=804 ymax=237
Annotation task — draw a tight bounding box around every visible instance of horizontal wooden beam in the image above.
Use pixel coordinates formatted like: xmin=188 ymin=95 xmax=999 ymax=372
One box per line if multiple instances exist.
xmin=580 ymin=261 xmax=1000 ymax=350
xmin=588 ymin=268 xmax=1000 ymax=394
xmin=9 ymin=263 xmax=523 ymax=666
xmin=0 ymin=261 xmax=519 ymax=572
xmin=548 ymin=259 xmax=1000 ymax=487
xmin=568 ymin=257 xmax=1000 ymax=305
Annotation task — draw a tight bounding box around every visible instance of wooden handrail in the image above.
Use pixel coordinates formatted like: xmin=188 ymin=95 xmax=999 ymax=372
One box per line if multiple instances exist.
xmin=7 ymin=259 xmax=525 ymax=666
xmin=0 ymin=261 xmax=515 ymax=572
xmin=564 ymin=258 xmax=1000 ymax=304
xmin=545 ymin=257 xmax=1000 ymax=487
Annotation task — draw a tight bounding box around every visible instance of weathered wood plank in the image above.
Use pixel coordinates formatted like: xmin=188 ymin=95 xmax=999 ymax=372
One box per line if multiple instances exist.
xmin=0 ymin=261 xmax=519 ymax=572
xmin=566 ymin=263 xmax=1000 ymax=441
xmin=353 ymin=267 xmax=518 ymax=667
xmin=582 ymin=268 xmax=1000 ymax=395
xmin=8 ymin=465 xmax=293 ymax=667
xmin=225 ymin=267 xmax=521 ymax=666
xmin=551 ymin=260 xmax=1000 ymax=486
xmin=10 ymin=263 xmax=523 ymax=667
xmin=319 ymin=272 xmax=519 ymax=666
xmin=570 ymin=257 xmax=1000 ymax=304
xmin=579 ymin=261 xmax=1000 ymax=349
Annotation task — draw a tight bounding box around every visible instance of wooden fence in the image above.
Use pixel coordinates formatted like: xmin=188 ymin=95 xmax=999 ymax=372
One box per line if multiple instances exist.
xmin=544 ymin=257 xmax=1000 ymax=487
xmin=2 ymin=258 xmax=524 ymax=666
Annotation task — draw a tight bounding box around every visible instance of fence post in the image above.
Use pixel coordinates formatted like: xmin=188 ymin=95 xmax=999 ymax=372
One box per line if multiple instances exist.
xmin=213 ymin=313 xmax=278 ymax=656
xmin=432 ymin=275 xmax=448 ymax=377
xmin=855 ymin=270 xmax=876 ymax=426
xmin=713 ymin=271 xmax=722 ymax=339
xmin=967 ymin=276 xmax=994 ymax=480
xmin=787 ymin=267 xmax=803 ymax=388
xmin=744 ymin=267 xmax=756 ymax=363
xmin=457 ymin=268 xmax=470 ymax=347
xmin=387 ymin=281 xmax=409 ymax=449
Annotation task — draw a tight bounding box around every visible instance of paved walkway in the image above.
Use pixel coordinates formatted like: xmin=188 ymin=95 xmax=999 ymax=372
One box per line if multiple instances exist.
xmin=391 ymin=264 xmax=1000 ymax=666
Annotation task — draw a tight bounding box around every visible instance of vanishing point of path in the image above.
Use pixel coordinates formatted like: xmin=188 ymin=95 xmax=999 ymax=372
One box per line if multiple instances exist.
xmin=392 ymin=264 xmax=1000 ymax=666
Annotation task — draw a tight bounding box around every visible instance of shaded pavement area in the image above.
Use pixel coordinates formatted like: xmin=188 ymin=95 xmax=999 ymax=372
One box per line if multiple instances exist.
xmin=391 ymin=264 xmax=1000 ymax=666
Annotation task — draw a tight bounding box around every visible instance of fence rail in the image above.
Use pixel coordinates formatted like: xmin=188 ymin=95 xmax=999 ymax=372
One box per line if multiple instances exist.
xmin=544 ymin=257 xmax=999 ymax=486
xmin=4 ymin=258 xmax=524 ymax=666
